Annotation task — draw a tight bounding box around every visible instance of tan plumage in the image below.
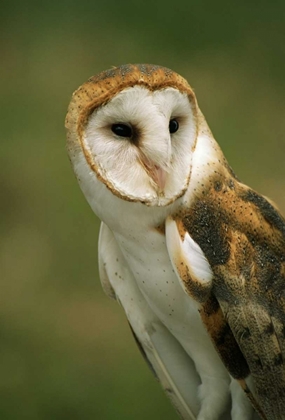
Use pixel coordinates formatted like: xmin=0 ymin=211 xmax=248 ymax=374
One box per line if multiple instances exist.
xmin=66 ymin=64 xmax=285 ymax=420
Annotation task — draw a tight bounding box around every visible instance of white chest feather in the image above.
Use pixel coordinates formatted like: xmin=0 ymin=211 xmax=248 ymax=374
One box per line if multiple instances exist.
xmin=113 ymin=227 xmax=223 ymax=364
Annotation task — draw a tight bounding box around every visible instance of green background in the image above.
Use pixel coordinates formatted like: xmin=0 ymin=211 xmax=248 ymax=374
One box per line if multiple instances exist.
xmin=1 ymin=1 xmax=285 ymax=418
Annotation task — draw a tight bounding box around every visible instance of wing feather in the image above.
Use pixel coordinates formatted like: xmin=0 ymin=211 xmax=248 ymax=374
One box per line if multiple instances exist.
xmin=166 ymin=216 xmax=264 ymax=419
xmin=165 ymin=176 xmax=285 ymax=420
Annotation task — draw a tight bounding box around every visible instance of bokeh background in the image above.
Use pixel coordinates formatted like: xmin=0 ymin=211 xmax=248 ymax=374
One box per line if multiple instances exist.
xmin=1 ymin=1 xmax=285 ymax=419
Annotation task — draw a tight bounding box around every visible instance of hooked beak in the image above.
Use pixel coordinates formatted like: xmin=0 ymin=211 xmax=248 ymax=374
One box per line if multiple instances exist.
xmin=141 ymin=157 xmax=168 ymax=190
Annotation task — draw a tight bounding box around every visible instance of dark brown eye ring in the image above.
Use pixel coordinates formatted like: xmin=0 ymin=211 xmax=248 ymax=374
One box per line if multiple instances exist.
xmin=111 ymin=123 xmax=132 ymax=138
xmin=169 ymin=119 xmax=179 ymax=134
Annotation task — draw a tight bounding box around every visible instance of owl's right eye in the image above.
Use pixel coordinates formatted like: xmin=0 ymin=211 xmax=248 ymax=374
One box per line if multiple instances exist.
xmin=111 ymin=123 xmax=133 ymax=138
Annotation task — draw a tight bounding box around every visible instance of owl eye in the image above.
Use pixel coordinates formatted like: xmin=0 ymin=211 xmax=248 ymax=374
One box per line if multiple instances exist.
xmin=111 ymin=123 xmax=133 ymax=138
xmin=169 ymin=119 xmax=179 ymax=134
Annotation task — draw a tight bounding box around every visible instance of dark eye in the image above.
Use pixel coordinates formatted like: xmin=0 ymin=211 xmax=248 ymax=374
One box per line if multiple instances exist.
xmin=169 ymin=118 xmax=179 ymax=134
xmin=111 ymin=123 xmax=132 ymax=138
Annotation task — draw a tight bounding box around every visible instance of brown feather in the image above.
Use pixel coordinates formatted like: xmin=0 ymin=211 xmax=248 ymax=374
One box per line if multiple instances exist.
xmin=179 ymin=164 xmax=285 ymax=419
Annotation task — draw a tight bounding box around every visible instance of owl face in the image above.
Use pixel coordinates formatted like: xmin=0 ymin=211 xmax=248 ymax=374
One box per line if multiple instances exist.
xmin=85 ymin=86 xmax=197 ymax=206
xmin=66 ymin=65 xmax=199 ymax=207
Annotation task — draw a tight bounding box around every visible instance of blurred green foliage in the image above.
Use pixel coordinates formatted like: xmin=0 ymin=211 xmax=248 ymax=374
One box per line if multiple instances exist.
xmin=1 ymin=0 xmax=285 ymax=418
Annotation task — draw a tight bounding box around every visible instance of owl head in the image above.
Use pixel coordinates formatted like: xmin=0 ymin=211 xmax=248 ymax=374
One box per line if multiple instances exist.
xmin=65 ymin=64 xmax=212 ymax=215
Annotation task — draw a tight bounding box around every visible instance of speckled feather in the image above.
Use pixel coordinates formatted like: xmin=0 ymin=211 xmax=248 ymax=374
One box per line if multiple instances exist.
xmin=173 ymin=165 xmax=285 ymax=419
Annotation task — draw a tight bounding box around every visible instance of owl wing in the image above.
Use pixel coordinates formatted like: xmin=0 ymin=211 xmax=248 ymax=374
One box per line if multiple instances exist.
xmin=99 ymin=222 xmax=203 ymax=420
xmin=165 ymin=199 xmax=285 ymax=420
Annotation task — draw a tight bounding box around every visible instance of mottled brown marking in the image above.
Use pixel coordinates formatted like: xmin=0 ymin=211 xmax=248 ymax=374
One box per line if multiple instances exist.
xmin=274 ymin=353 xmax=283 ymax=366
xmin=155 ymin=223 xmax=165 ymax=235
xmin=200 ymin=296 xmax=250 ymax=379
xmin=214 ymin=180 xmax=222 ymax=192
xmin=183 ymin=198 xmax=231 ymax=267
xmin=176 ymin=218 xmax=186 ymax=240
xmin=241 ymin=189 xmax=285 ymax=238
xmin=177 ymin=161 xmax=285 ymax=418
xmin=264 ymin=322 xmax=274 ymax=335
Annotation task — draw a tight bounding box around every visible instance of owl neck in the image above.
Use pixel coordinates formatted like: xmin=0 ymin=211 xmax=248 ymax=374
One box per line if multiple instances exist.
xmin=94 ymin=180 xmax=181 ymax=234
xmin=73 ymin=155 xmax=178 ymax=234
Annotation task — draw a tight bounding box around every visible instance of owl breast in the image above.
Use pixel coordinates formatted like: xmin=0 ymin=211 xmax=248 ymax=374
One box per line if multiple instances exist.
xmin=112 ymin=226 xmax=229 ymax=379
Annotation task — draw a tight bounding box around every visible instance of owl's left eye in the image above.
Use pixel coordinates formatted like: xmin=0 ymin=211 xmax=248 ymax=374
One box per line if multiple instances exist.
xmin=111 ymin=123 xmax=133 ymax=138
xmin=169 ymin=119 xmax=179 ymax=134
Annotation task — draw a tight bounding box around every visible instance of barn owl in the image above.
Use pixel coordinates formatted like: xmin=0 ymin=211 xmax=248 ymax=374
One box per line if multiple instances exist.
xmin=65 ymin=64 xmax=285 ymax=420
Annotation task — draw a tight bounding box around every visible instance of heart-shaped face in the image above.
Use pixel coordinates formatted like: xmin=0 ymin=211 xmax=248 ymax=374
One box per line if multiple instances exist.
xmin=66 ymin=64 xmax=198 ymax=208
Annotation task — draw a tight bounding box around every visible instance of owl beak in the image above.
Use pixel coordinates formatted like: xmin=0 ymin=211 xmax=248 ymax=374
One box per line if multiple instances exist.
xmin=140 ymin=157 xmax=168 ymax=190
xmin=150 ymin=165 xmax=167 ymax=190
